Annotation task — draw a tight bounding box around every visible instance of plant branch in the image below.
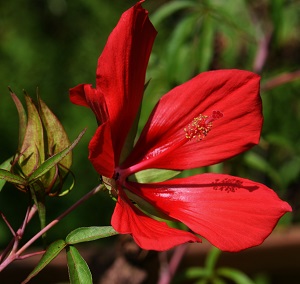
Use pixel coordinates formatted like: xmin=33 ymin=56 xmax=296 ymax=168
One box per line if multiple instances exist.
xmin=16 ymin=183 xmax=104 ymax=256
xmin=261 ymin=70 xmax=300 ymax=91
xmin=158 ymin=243 xmax=188 ymax=284
xmin=0 ymin=183 xmax=104 ymax=272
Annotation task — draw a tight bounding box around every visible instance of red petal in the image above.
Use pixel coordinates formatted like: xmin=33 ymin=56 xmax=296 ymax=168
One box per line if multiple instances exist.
xmin=96 ymin=2 xmax=157 ymax=162
xmin=111 ymin=192 xmax=201 ymax=251
xmin=69 ymin=84 xmax=90 ymax=108
xmin=69 ymin=84 xmax=108 ymax=124
xmin=129 ymin=174 xmax=292 ymax=252
xmin=88 ymin=121 xmax=115 ymax=177
xmin=123 ymin=70 xmax=262 ymax=171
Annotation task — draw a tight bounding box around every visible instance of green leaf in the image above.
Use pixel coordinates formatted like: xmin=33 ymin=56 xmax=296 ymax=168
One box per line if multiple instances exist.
xmin=166 ymin=15 xmax=198 ymax=83
xmin=18 ymin=95 xmax=44 ymax=176
xmin=217 ymin=267 xmax=255 ymax=284
xmin=66 ymin=226 xmax=118 ymax=245
xmin=22 ymin=239 xmax=66 ymax=284
xmin=150 ymin=1 xmax=195 ymax=26
xmin=205 ymin=247 xmax=221 ymax=276
xmin=28 ymin=129 xmax=86 ymax=183
xmin=128 ymin=168 xmax=180 ymax=183
xmin=0 ymin=169 xmax=26 ymax=186
xmin=66 ymin=245 xmax=93 ymax=284
xmin=243 ymin=152 xmax=282 ymax=188
xmin=197 ymin=14 xmax=215 ymax=72
xmin=181 ymin=267 xmax=209 ymax=279
xmin=10 ymin=90 xmax=27 ymax=149
xmin=279 ymin=156 xmax=300 ymax=188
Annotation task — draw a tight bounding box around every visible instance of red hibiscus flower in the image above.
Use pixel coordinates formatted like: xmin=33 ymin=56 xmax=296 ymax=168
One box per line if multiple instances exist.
xmin=70 ymin=1 xmax=292 ymax=251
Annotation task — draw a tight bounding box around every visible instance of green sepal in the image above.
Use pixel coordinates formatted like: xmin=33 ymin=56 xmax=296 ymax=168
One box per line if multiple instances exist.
xmin=57 ymin=170 xmax=76 ymax=196
xmin=22 ymin=239 xmax=66 ymax=284
xmin=9 ymin=90 xmax=27 ymax=150
xmin=0 ymin=168 xmax=26 ymax=187
xmin=66 ymin=245 xmax=93 ymax=284
xmin=37 ymin=96 xmax=72 ymax=188
xmin=66 ymin=226 xmax=118 ymax=245
xmin=0 ymin=157 xmax=14 ymax=191
xmin=28 ymin=129 xmax=86 ymax=184
xmin=18 ymin=94 xmax=45 ymax=176
xmin=128 ymin=168 xmax=181 ymax=183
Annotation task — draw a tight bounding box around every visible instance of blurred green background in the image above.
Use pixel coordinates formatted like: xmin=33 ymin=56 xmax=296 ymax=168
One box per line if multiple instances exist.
xmin=0 ymin=0 xmax=299 ymax=275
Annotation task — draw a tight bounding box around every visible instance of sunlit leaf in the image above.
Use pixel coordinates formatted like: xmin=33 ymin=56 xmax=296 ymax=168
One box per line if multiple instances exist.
xmin=66 ymin=226 xmax=118 ymax=245
xmin=129 ymin=168 xmax=180 ymax=183
xmin=22 ymin=239 xmax=66 ymax=284
xmin=66 ymin=246 xmax=93 ymax=284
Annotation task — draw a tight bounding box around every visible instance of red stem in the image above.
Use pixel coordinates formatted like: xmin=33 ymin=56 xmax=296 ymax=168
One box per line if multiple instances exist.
xmin=0 ymin=184 xmax=103 ymax=272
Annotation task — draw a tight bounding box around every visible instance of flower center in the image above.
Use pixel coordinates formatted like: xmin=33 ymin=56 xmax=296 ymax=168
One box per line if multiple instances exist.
xmin=184 ymin=110 xmax=223 ymax=140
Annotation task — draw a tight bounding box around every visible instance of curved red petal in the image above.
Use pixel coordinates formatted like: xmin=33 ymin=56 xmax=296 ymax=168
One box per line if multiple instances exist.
xmin=130 ymin=174 xmax=292 ymax=252
xmin=69 ymin=84 xmax=90 ymax=108
xmin=88 ymin=121 xmax=115 ymax=178
xmin=69 ymin=84 xmax=108 ymax=124
xmin=96 ymin=2 xmax=157 ymax=163
xmin=111 ymin=193 xmax=201 ymax=251
xmin=123 ymin=70 xmax=262 ymax=171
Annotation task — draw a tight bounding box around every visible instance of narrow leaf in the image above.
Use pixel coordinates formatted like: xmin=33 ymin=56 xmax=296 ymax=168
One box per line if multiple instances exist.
xmin=217 ymin=267 xmax=255 ymax=284
xmin=66 ymin=246 xmax=93 ymax=284
xmin=66 ymin=226 xmax=118 ymax=245
xmin=10 ymin=91 xmax=27 ymax=149
xmin=0 ymin=169 xmax=26 ymax=186
xmin=128 ymin=168 xmax=180 ymax=183
xmin=197 ymin=15 xmax=215 ymax=72
xmin=205 ymin=247 xmax=221 ymax=275
xmin=22 ymin=239 xmax=66 ymax=284
xmin=150 ymin=1 xmax=195 ymax=26
xmin=28 ymin=129 xmax=86 ymax=183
